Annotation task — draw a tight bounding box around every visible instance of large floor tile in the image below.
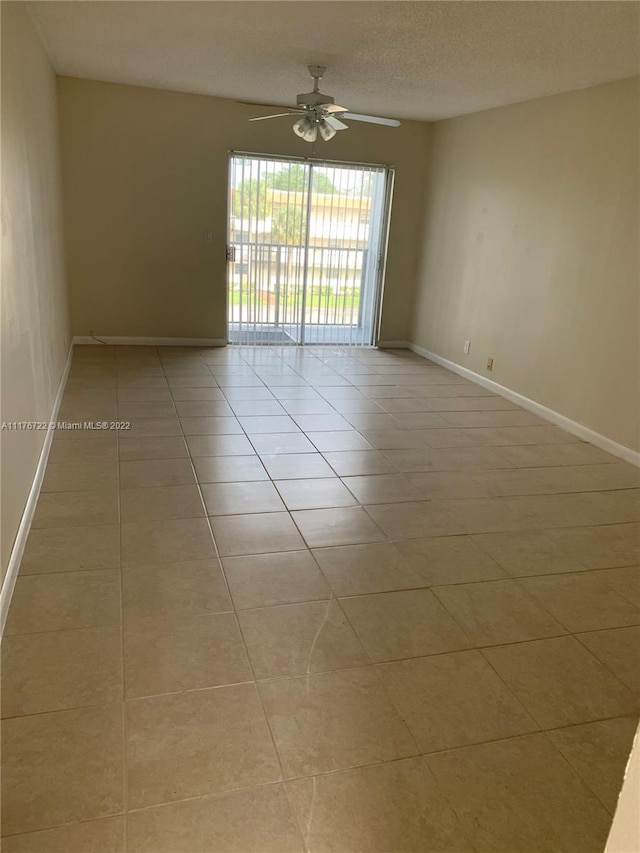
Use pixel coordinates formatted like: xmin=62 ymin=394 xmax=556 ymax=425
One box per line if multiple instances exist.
xmin=593 ymin=564 xmax=640 ymax=606
xmin=491 ymin=446 xmax=614 ymax=474
xmin=120 ymin=484 xmax=204 ymax=522
xmin=281 ymin=398 xmax=335 ymax=415
xmin=170 ymin=386 xmax=225 ymax=401
xmin=118 ymin=436 xmax=188 ymax=461
xmin=127 ymin=785 xmax=303 ymax=853
xmin=4 ymin=569 xmax=120 ymax=634
xmin=116 ymin=400 xmax=176 ymax=419
xmin=212 ymin=512 xmax=305 ymax=556
xmin=269 ymin=386 xmax=322 ymax=401
xmin=275 ymin=477 xmax=357 ymax=510
xmin=382 ymin=445 xmax=511 ymax=472
xmin=377 ymin=651 xmax=536 ymax=752
xmin=174 ymin=400 xmax=234 ymax=417
xmin=1 ymin=817 xmax=125 ymax=853
xmin=228 ymin=399 xmax=287 ymax=416
xmin=193 ymin=454 xmax=268 ymax=483
xmin=433 ymin=578 xmax=566 ymax=645
xmin=260 ymin=453 xmax=335 ymax=480
xmin=41 ymin=461 xmax=118 ymax=493
xmin=330 ymin=398 xmax=388 ymax=414
xmin=121 ymin=517 xmax=215 ymax=566
xmin=427 ymin=734 xmax=611 ymax=853
xmin=577 ymin=626 xmax=640 ymax=696
xmin=185 ymin=433 xmax=255 ymax=456
xmin=166 ymin=376 xmax=216 ymax=388
xmin=239 ymin=415 xmax=300 ymax=434
xmin=19 ymin=524 xmax=120 ymax=574
xmin=483 ymin=636 xmax=638 ymax=727
xmin=408 ymin=469 xmax=492 ymax=499
xmin=358 ymin=429 xmax=428 ymax=451
xmin=366 ymin=501 xmax=466 ymax=539
xmin=322 ymin=449 xmax=396 ymax=476
xmin=119 ymin=387 xmax=173 ymax=402
xmin=180 ymin=416 xmax=243 ymax=435
xmin=126 ymin=683 xmax=280 ymax=808
xmin=124 ymin=612 xmax=251 ymax=697
xmin=340 ymin=589 xmax=470 ymax=662
xmin=395 ymin=535 xmax=507 ymax=585
xmin=58 ymin=402 xmax=118 ymax=423
xmin=1 ymin=704 xmax=123 ymax=836
xmin=312 ymin=542 xmax=424 ymax=596
xmin=239 ymin=600 xmax=368 ymax=678
xmin=342 ymin=473 xmax=423 ymax=504
xmin=547 ymin=717 xmax=639 ymax=812
xmin=292 ymin=413 xmax=352 ymax=432
xmin=48 ymin=438 xmax=117 ymax=465
xmin=287 ymin=756 xmax=472 ymax=853
xmin=123 ymin=558 xmax=231 ymax=622
xmin=1 ymin=627 xmax=122 ymax=717
xmin=509 ymin=493 xmax=623 ymax=529
xmin=32 ymin=490 xmax=118 ymax=528
xmin=223 ymin=550 xmax=330 ymax=609
xmin=521 ymin=572 xmax=640 ymax=632
xmin=309 ymin=431 xmax=373 ymax=452
xmin=293 ymin=507 xmax=386 ymax=548
xmin=471 ymin=529 xmax=587 ymax=576
xmin=442 ymin=496 xmax=525 ymax=533
xmin=119 ymin=457 xmax=195 ymax=488
xmin=353 ymin=412 xmax=435 ymax=430
xmin=259 ymin=667 xmax=417 ymax=777
xmin=439 ymin=409 xmax=542 ymax=428
xmin=202 ymin=480 xmax=285 ymax=515
xmin=249 ymin=433 xmax=317 ymax=454
xmin=546 ymin=523 xmax=640 ymax=569
xmin=124 ymin=417 xmax=180 ymax=438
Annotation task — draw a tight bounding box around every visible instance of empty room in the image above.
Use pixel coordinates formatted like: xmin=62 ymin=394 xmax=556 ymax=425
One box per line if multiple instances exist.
xmin=1 ymin=1 xmax=639 ymax=850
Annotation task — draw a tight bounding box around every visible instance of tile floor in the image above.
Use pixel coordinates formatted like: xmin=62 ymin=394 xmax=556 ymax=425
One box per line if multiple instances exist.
xmin=2 ymin=344 xmax=639 ymax=852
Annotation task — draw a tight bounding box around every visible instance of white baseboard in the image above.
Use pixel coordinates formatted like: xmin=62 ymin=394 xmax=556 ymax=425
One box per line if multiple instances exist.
xmin=72 ymin=336 xmax=227 ymax=347
xmin=408 ymin=343 xmax=640 ymax=468
xmin=377 ymin=340 xmax=411 ymax=349
xmin=0 ymin=341 xmax=74 ymax=636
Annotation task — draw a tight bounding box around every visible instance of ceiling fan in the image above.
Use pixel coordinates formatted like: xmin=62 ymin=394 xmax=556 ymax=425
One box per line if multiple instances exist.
xmin=242 ymin=65 xmax=401 ymax=142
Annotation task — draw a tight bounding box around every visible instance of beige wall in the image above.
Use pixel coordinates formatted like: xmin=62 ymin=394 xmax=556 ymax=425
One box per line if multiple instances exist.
xmin=1 ymin=3 xmax=71 ymax=581
xmin=606 ymin=721 xmax=640 ymax=853
xmin=57 ymin=77 xmax=429 ymax=343
xmin=411 ymin=78 xmax=639 ymax=452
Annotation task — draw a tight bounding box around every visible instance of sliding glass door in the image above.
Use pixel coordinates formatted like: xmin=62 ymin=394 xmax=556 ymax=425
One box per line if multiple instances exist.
xmin=227 ymin=153 xmax=393 ymax=346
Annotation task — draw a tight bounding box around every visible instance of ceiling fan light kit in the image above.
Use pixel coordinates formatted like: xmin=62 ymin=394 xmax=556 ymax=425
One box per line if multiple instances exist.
xmin=292 ymin=113 xmax=337 ymax=142
xmin=247 ymin=65 xmax=401 ymax=143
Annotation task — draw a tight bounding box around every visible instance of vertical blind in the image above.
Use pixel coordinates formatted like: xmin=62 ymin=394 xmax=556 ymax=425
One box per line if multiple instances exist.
xmin=227 ymin=153 xmax=391 ymax=346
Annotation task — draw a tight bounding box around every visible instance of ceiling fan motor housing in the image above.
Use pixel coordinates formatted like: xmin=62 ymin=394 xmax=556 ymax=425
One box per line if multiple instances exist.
xmin=296 ymin=91 xmax=335 ymax=109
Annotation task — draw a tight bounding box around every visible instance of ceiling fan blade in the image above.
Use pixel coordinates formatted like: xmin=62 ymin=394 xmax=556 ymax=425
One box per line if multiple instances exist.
xmin=323 ymin=104 xmax=349 ymax=114
xmin=237 ymin=100 xmax=296 ymax=110
xmin=324 ymin=115 xmax=349 ymax=131
xmin=342 ymin=113 xmax=401 ymax=127
xmin=248 ymin=113 xmax=301 ymax=122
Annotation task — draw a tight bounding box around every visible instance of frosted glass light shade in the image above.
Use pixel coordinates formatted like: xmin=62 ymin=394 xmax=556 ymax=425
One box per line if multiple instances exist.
xmin=293 ymin=115 xmax=317 ymax=142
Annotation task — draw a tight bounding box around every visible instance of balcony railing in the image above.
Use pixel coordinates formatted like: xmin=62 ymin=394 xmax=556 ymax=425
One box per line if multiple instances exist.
xmin=228 ymin=240 xmax=368 ymax=329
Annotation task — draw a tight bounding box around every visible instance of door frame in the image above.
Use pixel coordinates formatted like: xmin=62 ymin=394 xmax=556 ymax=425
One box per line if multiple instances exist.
xmin=226 ymin=150 xmax=395 ymax=346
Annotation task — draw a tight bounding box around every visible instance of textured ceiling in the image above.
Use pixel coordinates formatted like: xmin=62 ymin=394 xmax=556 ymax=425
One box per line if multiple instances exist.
xmin=29 ymin=1 xmax=640 ymax=121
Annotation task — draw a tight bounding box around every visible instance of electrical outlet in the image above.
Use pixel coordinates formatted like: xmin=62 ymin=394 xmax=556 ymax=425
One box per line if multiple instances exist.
xmin=463 ymin=340 xmax=471 ymax=355
xmin=486 ymin=357 xmax=494 ymax=371
xmin=204 ymin=230 xmax=213 ymax=243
